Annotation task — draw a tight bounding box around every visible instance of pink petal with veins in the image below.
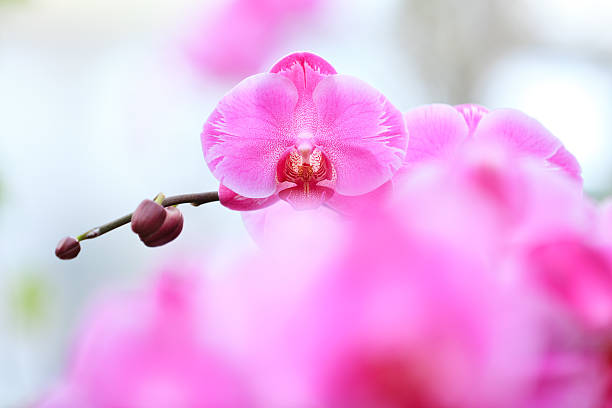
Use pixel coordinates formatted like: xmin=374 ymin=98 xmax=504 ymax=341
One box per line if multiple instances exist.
xmin=202 ymin=73 xmax=298 ymax=197
xmin=270 ymin=52 xmax=336 ymax=97
xmin=454 ymin=103 xmax=489 ymax=135
xmin=473 ymin=109 xmax=561 ymax=159
xmin=313 ymin=75 xmax=407 ymax=196
xmin=403 ymin=105 xmax=582 ymax=182
xmin=403 ymin=104 xmax=469 ymax=164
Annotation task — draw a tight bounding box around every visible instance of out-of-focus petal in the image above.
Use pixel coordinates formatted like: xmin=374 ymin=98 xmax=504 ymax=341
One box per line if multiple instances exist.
xmin=547 ymin=146 xmax=582 ymax=181
xmin=454 ymin=103 xmax=489 ymax=135
xmin=269 ymin=52 xmax=336 ymax=97
xmin=202 ymin=73 xmax=298 ymax=197
xmin=325 ymin=181 xmax=393 ymax=216
xmin=62 ymin=269 xmax=252 ymax=407
xmin=473 ymin=109 xmax=561 ymax=159
xmin=313 ymin=75 xmax=407 ymax=196
xmin=278 ymin=185 xmax=334 ymax=210
xmin=527 ymin=240 xmax=612 ymax=331
xmin=241 ymin=200 xmax=342 ymax=246
xmin=185 ymin=1 xmax=279 ymax=79
xmin=403 ymin=104 xmax=469 ymax=164
xmin=219 ymin=184 xmax=279 ymax=211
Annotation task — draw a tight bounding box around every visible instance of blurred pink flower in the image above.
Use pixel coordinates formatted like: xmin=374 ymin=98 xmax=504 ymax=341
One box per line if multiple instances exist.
xmin=218 ymin=140 xmax=602 ymax=406
xmin=386 ymin=143 xmax=607 ymax=406
xmin=202 ymin=52 xmax=408 ymax=211
xmin=185 ymin=0 xmax=322 ymax=79
xmin=222 ymin=195 xmax=549 ymax=407
xmin=402 ymin=104 xmax=581 ymax=182
xmin=521 ymin=237 xmax=612 ymax=332
xmin=512 ymin=234 xmax=612 ymax=408
xmin=507 ymin=197 xmax=612 ymax=407
xmin=303 ymin=228 xmax=539 ymax=408
xmin=391 ymin=141 xmax=587 ymax=264
xmin=38 ymin=267 xmax=252 ymax=408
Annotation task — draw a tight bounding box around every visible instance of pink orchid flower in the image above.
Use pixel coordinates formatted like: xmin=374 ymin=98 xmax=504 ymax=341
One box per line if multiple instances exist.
xmin=401 ymin=104 xmax=581 ymax=182
xmin=202 ymin=52 xmax=408 ymax=211
xmin=229 ymin=198 xmax=545 ymax=408
xmin=37 ymin=267 xmax=252 ymax=408
xmin=382 ymin=143 xmax=605 ymax=406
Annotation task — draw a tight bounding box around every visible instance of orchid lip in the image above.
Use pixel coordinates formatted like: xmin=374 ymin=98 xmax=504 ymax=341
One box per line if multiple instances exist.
xmin=277 ymin=145 xmax=333 ymax=199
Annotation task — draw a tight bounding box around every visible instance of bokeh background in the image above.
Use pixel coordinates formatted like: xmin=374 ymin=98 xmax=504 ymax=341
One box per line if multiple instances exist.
xmin=0 ymin=0 xmax=611 ymax=405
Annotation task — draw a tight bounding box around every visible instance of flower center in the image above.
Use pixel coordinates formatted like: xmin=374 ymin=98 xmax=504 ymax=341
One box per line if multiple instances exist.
xmin=280 ymin=144 xmax=331 ymax=194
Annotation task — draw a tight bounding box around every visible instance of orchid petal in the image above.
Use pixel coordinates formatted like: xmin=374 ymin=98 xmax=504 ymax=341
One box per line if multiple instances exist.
xmin=403 ymin=104 xmax=469 ymax=164
xmin=454 ymin=103 xmax=489 ymax=136
xmin=547 ymin=146 xmax=582 ymax=181
xmin=325 ymin=181 xmax=393 ymax=215
xmin=278 ymin=185 xmax=334 ymax=210
xmin=269 ymin=52 xmax=336 ymax=97
xmin=218 ymin=184 xmax=279 ymax=211
xmin=202 ymin=73 xmax=298 ymax=197
xmin=312 ymin=75 xmax=407 ymax=196
xmin=472 ymin=109 xmax=562 ymax=159
xmin=242 ymin=200 xmax=341 ymax=245
xmin=528 ymin=240 xmax=612 ymax=330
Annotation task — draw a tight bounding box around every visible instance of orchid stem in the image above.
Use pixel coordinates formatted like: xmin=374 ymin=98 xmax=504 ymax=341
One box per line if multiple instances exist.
xmin=76 ymin=191 xmax=220 ymax=242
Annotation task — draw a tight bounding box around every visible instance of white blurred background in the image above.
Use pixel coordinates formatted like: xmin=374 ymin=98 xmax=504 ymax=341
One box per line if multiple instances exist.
xmin=0 ymin=0 xmax=611 ymax=405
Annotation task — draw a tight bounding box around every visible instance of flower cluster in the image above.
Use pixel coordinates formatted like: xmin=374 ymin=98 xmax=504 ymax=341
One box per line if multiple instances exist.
xmin=41 ymin=52 xmax=612 ymax=407
xmin=201 ymin=52 xmax=580 ymax=215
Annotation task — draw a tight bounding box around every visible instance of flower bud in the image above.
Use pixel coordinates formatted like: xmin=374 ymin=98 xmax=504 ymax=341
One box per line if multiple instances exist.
xmin=139 ymin=207 xmax=184 ymax=247
xmin=55 ymin=236 xmax=81 ymax=260
xmin=131 ymin=199 xmax=166 ymax=235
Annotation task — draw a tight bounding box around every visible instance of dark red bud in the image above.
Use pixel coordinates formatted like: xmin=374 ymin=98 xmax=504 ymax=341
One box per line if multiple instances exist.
xmin=131 ymin=199 xmax=166 ymax=235
xmin=139 ymin=207 xmax=184 ymax=247
xmin=55 ymin=236 xmax=81 ymax=260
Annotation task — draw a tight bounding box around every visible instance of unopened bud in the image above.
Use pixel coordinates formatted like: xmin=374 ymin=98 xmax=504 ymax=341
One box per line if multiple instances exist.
xmin=55 ymin=236 xmax=81 ymax=260
xmin=131 ymin=199 xmax=166 ymax=235
xmin=139 ymin=207 xmax=184 ymax=247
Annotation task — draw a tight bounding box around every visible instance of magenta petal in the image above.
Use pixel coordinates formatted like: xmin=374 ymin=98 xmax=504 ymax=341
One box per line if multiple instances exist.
xmin=278 ymin=185 xmax=334 ymax=210
xmin=218 ymin=184 xmax=279 ymax=211
xmin=547 ymin=146 xmax=582 ymax=181
xmin=528 ymin=241 xmax=612 ymax=330
xmin=313 ymin=75 xmax=408 ymax=196
xmin=202 ymin=73 xmax=298 ymax=197
xmin=454 ymin=104 xmax=489 ymax=135
xmin=325 ymin=181 xmax=393 ymax=215
xmin=241 ymin=200 xmax=340 ymax=245
xmin=403 ymin=104 xmax=470 ymax=164
xmin=269 ymin=52 xmax=336 ymax=96
xmin=472 ymin=108 xmax=561 ymax=159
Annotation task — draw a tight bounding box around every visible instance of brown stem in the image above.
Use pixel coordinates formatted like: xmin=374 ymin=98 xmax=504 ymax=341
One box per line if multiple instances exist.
xmin=76 ymin=191 xmax=219 ymax=241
